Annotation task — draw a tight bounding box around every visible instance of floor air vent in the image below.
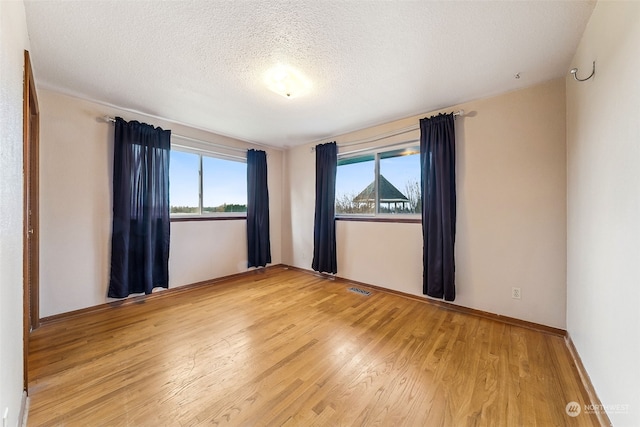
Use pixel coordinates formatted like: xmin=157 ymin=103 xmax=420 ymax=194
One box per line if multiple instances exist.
xmin=348 ymin=287 xmax=372 ymax=296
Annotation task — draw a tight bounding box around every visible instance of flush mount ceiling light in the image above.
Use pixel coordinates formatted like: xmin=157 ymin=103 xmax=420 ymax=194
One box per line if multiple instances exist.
xmin=264 ymin=64 xmax=311 ymax=99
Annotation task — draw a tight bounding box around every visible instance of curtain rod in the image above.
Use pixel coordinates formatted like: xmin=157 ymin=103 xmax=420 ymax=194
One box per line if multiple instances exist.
xmin=312 ymin=109 xmax=464 ymax=152
xmin=103 ymin=116 xmax=249 ymax=155
xmin=339 ymin=139 xmax=420 ymax=157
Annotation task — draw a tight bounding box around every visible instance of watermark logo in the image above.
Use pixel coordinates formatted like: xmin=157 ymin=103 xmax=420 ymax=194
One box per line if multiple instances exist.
xmin=565 ymin=401 xmax=630 ymax=417
xmin=566 ymin=401 xmax=581 ymax=417
xmin=584 ymin=403 xmax=630 ymax=415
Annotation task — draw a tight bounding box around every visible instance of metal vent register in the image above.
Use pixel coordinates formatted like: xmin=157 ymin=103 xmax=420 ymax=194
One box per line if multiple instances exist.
xmin=347 ymin=287 xmax=372 ymax=296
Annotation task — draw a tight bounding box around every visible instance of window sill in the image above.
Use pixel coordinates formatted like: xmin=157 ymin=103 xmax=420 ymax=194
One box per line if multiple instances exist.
xmin=336 ymin=216 xmax=421 ymax=224
xmin=171 ymin=215 xmax=247 ymax=222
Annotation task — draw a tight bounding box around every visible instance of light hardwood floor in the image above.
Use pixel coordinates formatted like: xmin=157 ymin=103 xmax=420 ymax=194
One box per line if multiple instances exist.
xmin=28 ymin=267 xmax=600 ymax=426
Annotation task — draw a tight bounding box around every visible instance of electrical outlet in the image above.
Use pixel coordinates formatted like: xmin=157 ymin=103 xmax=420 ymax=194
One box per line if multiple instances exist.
xmin=512 ymin=287 xmax=521 ymax=299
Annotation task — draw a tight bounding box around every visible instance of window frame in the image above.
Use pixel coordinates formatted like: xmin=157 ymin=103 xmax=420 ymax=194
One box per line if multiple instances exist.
xmin=335 ymin=143 xmax=421 ymax=221
xmin=169 ymin=145 xmax=248 ymax=220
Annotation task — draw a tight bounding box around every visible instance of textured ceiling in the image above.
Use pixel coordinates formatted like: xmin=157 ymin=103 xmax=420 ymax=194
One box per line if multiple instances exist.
xmin=24 ymin=0 xmax=595 ymax=148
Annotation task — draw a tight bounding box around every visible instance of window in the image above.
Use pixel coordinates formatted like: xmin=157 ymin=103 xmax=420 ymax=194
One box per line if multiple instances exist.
xmin=169 ymin=148 xmax=247 ymax=216
xmin=336 ymin=146 xmax=421 ymax=216
xmin=169 ymin=150 xmax=200 ymax=214
xmin=335 ymin=154 xmax=375 ymax=214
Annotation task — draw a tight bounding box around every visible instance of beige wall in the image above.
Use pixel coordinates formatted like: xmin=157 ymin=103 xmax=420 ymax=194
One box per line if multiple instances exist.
xmin=284 ymin=79 xmax=567 ymax=328
xmin=0 ymin=1 xmax=30 ymax=424
xmin=38 ymin=89 xmax=283 ymax=317
xmin=566 ymin=1 xmax=640 ymax=424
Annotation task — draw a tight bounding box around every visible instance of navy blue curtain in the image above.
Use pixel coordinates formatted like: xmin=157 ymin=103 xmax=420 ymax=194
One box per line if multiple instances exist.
xmin=312 ymin=142 xmax=337 ymax=274
xmin=247 ymin=149 xmax=271 ymax=267
xmin=108 ymin=117 xmax=171 ymax=298
xmin=420 ymin=113 xmax=456 ymax=301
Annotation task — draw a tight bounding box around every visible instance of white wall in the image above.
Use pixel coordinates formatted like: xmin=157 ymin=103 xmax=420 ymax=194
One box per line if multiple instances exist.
xmin=0 ymin=1 xmax=29 ymax=425
xmin=566 ymin=1 xmax=640 ymax=425
xmin=38 ymin=90 xmax=283 ymax=317
xmin=285 ymin=79 xmax=567 ymax=329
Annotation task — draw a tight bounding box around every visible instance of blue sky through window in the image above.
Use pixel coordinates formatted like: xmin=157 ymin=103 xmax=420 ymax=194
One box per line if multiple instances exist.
xmin=169 ymin=150 xmax=199 ymax=208
xmin=169 ymin=150 xmax=247 ymax=209
xmin=336 ymin=150 xmax=420 ymax=199
xmin=203 ymin=156 xmax=247 ymax=207
xmin=336 ymin=159 xmax=374 ymax=197
xmin=379 ymin=152 xmax=420 ymax=197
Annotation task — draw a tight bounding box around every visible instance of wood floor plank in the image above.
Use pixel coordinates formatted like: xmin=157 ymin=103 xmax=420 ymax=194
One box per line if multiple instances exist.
xmin=28 ymin=267 xmax=602 ymax=426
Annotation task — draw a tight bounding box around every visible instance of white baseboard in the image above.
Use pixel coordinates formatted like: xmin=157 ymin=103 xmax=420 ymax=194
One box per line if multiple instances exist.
xmin=18 ymin=392 xmax=28 ymax=427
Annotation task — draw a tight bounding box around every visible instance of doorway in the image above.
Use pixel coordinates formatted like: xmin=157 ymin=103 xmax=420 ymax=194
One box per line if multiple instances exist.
xmin=23 ymin=49 xmax=40 ymax=391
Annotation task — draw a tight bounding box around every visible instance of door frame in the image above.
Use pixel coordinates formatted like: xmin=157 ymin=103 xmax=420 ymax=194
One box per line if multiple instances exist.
xmin=23 ymin=49 xmax=40 ymax=391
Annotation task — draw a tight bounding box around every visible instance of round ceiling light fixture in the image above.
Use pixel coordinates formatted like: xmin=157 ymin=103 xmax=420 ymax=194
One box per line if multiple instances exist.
xmin=264 ymin=64 xmax=311 ymax=99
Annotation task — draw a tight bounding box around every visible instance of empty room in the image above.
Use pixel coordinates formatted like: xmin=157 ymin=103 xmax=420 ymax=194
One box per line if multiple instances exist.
xmin=1 ymin=0 xmax=638 ymax=426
